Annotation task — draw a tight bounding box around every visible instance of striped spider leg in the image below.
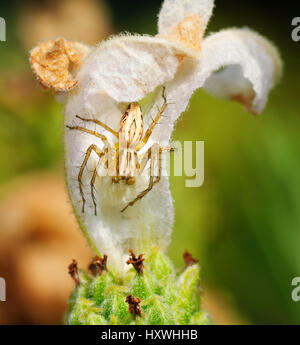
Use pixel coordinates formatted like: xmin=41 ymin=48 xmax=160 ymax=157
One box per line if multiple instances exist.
xmin=66 ymin=118 xmax=118 ymax=215
xmin=121 ymin=144 xmax=174 ymax=213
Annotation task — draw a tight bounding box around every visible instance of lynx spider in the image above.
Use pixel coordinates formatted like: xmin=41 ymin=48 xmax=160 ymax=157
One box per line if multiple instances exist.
xmin=67 ymin=87 xmax=172 ymax=215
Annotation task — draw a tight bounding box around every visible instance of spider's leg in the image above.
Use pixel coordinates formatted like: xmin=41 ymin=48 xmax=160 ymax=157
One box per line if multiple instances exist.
xmin=75 ymin=115 xmax=119 ymax=138
xmin=136 ymin=145 xmax=173 ymax=177
xmin=116 ymin=148 xmax=121 ymax=178
xmin=90 ymin=149 xmax=108 ymax=216
xmin=78 ymin=144 xmax=104 ymax=213
xmin=66 ymin=126 xmax=109 ymax=145
xmin=136 ymin=87 xmax=167 ymax=152
xmin=135 ymin=148 xmax=152 ymax=176
xmin=147 ymin=146 xmax=173 ymax=190
xmin=90 ymin=169 xmax=98 ymax=216
xmin=134 ymin=151 xmax=140 ymax=170
xmin=121 ymin=144 xmax=159 ymax=213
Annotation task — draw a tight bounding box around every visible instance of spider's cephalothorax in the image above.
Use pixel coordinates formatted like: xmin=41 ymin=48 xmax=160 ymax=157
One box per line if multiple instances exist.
xmin=67 ymin=87 xmax=172 ymax=215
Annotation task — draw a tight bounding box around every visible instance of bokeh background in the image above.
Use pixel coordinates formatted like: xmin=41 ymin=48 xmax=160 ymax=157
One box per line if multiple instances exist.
xmin=0 ymin=0 xmax=299 ymax=324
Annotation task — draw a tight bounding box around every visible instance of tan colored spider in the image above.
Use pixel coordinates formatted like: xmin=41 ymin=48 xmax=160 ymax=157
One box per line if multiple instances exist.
xmin=67 ymin=87 xmax=173 ymax=215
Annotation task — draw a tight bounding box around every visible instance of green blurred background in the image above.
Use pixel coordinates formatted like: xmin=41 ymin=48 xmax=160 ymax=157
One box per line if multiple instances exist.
xmin=0 ymin=0 xmax=299 ymax=324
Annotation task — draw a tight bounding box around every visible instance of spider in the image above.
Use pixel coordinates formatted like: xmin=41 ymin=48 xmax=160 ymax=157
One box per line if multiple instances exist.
xmin=66 ymin=87 xmax=172 ymax=215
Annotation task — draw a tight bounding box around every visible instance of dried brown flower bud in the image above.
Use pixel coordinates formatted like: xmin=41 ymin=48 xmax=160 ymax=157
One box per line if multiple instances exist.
xmin=126 ymin=249 xmax=144 ymax=275
xmin=183 ymin=250 xmax=198 ymax=268
xmin=68 ymin=259 xmax=80 ymax=286
xmin=88 ymin=255 xmax=108 ymax=276
xmin=30 ymin=37 xmax=90 ymax=92
xmin=125 ymin=295 xmax=142 ymax=320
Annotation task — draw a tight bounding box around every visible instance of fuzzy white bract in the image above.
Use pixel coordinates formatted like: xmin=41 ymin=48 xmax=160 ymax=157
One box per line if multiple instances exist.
xmin=60 ymin=0 xmax=282 ymax=272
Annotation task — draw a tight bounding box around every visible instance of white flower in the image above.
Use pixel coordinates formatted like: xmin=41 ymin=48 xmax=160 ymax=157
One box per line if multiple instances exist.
xmin=31 ymin=0 xmax=282 ymax=273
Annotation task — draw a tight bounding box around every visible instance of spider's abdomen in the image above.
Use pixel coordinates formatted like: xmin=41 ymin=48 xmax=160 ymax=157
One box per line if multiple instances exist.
xmin=119 ymin=102 xmax=144 ymax=147
xmin=119 ymin=148 xmax=137 ymax=179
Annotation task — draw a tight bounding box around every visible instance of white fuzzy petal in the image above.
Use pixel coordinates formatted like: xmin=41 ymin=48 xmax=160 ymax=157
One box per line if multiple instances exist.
xmin=64 ymin=35 xmax=189 ymax=272
xmin=158 ymin=0 xmax=214 ymax=35
xmin=65 ymin=98 xmax=173 ymax=271
xmin=76 ymin=35 xmax=195 ymax=103
xmin=201 ymin=28 xmax=283 ymax=114
xmin=146 ymin=28 xmax=282 ymax=144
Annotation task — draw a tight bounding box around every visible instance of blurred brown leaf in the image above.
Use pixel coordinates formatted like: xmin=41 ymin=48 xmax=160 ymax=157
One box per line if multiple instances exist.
xmin=0 ymin=172 xmax=93 ymax=324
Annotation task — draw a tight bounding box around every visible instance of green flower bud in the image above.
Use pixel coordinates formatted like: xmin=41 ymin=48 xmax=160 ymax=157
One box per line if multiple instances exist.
xmin=66 ymin=248 xmax=211 ymax=325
